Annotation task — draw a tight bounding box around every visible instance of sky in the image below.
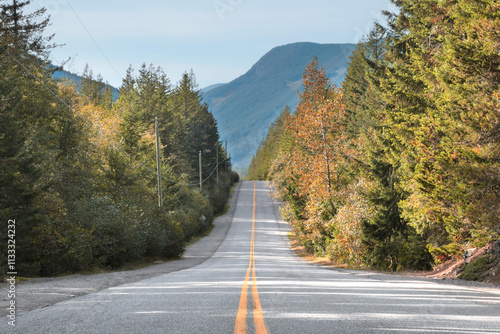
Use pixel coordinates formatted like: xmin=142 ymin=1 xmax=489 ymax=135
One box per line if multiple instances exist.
xmin=28 ymin=0 xmax=395 ymax=89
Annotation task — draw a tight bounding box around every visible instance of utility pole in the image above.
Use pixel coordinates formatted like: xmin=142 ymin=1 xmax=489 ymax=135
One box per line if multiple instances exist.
xmin=225 ymin=140 xmax=228 ymax=174
xmin=155 ymin=117 xmax=162 ymax=207
xmin=199 ymin=151 xmax=202 ymax=191
xmin=216 ymin=143 xmax=219 ymax=187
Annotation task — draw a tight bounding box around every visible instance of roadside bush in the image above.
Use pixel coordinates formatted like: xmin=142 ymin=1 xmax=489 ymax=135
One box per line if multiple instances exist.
xmin=169 ymin=210 xmax=195 ymax=241
xmin=428 ymin=242 xmax=462 ymax=265
xmin=207 ymin=174 xmax=232 ymax=214
xmin=459 ymin=255 xmax=499 ymax=281
xmin=209 ymin=187 xmax=229 ymax=214
xmin=229 ymin=171 xmax=240 ymax=185
xmin=31 ymin=191 xmax=94 ymax=276
xmin=117 ymin=200 xmax=150 ymax=260
xmin=72 ymin=196 xmax=135 ymax=269
xmin=176 ymin=186 xmax=213 ymax=231
xmin=398 ymin=231 xmax=434 ymax=271
xmin=148 ymin=209 xmax=185 ymax=258
xmin=160 ymin=215 xmax=185 ymax=258
xmin=34 ymin=221 xmax=93 ymax=276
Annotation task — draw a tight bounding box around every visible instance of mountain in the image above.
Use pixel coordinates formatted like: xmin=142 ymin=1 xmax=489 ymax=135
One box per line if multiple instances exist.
xmin=49 ymin=65 xmax=119 ymax=99
xmin=202 ymin=83 xmax=226 ymax=93
xmin=51 ymin=66 xmax=82 ymax=83
xmin=202 ymin=42 xmax=356 ymax=168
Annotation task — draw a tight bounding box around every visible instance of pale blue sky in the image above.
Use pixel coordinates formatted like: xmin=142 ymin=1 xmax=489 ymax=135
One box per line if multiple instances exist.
xmin=30 ymin=0 xmax=394 ymax=88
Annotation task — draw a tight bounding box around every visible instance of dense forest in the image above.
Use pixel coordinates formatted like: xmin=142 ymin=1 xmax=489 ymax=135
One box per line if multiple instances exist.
xmin=0 ymin=0 xmax=238 ymax=277
xmin=248 ymin=0 xmax=499 ymax=271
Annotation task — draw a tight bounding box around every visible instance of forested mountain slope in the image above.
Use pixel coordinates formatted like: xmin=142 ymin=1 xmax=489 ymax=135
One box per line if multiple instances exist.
xmin=203 ymin=42 xmax=356 ymax=168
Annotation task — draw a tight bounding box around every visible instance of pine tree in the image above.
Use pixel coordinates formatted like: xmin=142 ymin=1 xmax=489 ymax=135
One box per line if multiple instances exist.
xmin=380 ymin=0 xmax=499 ymax=254
xmin=0 ymin=0 xmax=63 ymax=275
xmin=341 ymin=23 xmax=433 ymax=271
xmin=248 ymin=106 xmax=290 ymax=181
xmin=79 ymin=64 xmax=114 ymax=108
xmin=0 ymin=0 xmax=54 ymax=58
xmin=164 ymin=71 xmax=219 ymax=182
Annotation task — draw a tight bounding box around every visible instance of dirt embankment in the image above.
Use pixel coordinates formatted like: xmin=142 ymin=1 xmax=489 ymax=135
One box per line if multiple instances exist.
xmin=414 ymin=242 xmax=500 ymax=285
xmin=290 ymin=236 xmax=500 ymax=287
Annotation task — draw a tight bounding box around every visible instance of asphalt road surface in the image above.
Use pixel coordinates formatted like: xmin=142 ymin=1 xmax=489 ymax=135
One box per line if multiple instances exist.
xmin=3 ymin=181 xmax=500 ymax=333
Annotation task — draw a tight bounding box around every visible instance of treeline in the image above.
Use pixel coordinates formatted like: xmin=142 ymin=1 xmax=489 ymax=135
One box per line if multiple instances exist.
xmin=0 ymin=1 xmax=238 ymax=277
xmin=248 ymin=0 xmax=499 ymax=271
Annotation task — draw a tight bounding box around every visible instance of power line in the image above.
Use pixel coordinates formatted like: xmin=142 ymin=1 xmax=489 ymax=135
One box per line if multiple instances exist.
xmin=64 ymin=0 xmax=123 ymax=83
xmin=201 ymin=163 xmax=219 ymax=184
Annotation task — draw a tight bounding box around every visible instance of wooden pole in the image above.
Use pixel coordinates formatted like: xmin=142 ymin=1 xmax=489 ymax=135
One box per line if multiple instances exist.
xmin=155 ymin=117 xmax=162 ymax=207
xmin=199 ymin=151 xmax=202 ymax=191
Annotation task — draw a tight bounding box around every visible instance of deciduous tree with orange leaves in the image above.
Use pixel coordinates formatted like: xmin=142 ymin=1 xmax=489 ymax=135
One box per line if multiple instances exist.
xmin=280 ymin=58 xmax=365 ymax=261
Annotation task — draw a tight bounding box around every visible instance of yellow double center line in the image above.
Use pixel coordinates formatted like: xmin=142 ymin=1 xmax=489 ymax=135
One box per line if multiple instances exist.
xmin=234 ymin=182 xmax=268 ymax=334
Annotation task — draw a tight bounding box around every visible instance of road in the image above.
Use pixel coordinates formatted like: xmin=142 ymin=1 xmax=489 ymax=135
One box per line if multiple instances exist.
xmin=3 ymin=181 xmax=500 ymax=333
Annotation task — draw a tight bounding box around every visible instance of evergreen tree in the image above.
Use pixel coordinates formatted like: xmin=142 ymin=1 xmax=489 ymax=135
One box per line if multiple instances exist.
xmin=0 ymin=0 xmax=66 ymax=274
xmin=380 ymin=0 xmax=499 ymax=254
xmin=342 ymin=24 xmax=433 ymax=271
xmin=248 ymin=106 xmax=290 ymax=181
xmin=0 ymin=0 xmax=54 ymax=58
xmin=165 ymin=71 xmax=219 ymax=182
xmin=79 ymin=64 xmax=114 ymax=108
xmin=117 ymin=64 xmax=170 ymax=159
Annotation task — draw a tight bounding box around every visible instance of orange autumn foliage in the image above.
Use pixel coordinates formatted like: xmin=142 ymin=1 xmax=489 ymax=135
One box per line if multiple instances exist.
xmin=277 ymin=58 xmax=368 ymax=263
xmin=286 ymin=58 xmax=349 ymax=205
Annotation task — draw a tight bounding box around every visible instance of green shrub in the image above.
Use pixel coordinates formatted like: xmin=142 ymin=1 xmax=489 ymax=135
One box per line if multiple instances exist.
xmin=459 ymin=255 xmax=499 ymax=281
xmin=398 ymin=232 xmax=434 ymax=271
xmin=154 ymin=210 xmax=185 ymax=258
xmin=162 ymin=221 xmax=185 ymax=258
xmin=229 ymin=171 xmax=240 ymax=185
xmin=208 ymin=183 xmax=230 ymax=214
xmin=428 ymin=242 xmax=462 ymax=265
xmin=34 ymin=221 xmax=93 ymax=276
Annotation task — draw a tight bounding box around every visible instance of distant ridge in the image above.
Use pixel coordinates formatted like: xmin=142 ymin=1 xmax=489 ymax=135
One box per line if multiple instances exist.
xmin=203 ymin=42 xmax=356 ymax=168
xmin=49 ymin=65 xmax=119 ymax=99
xmin=202 ymin=83 xmax=226 ymax=93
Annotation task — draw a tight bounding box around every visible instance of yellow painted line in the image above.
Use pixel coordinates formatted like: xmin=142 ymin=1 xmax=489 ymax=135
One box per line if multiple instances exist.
xmin=234 ymin=262 xmax=251 ymax=334
xmin=234 ymin=182 xmax=268 ymax=334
